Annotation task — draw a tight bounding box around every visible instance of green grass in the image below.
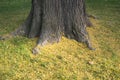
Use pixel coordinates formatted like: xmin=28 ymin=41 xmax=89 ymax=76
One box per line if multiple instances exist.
xmin=0 ymin=0 xmax=120 ymax=80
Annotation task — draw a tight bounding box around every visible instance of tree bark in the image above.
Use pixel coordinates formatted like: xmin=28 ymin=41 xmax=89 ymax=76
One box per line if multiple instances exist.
xmin=0 ymin=0 xmax=94 ymax=54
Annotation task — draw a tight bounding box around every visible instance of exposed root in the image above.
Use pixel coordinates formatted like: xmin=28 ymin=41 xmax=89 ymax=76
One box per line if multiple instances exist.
xmin=0 ymin=34 xmax=13 ymax=40
xmin=85 ymin=40 xmax=96 ymax=50
xmin=32 ymin=47 xmax=40 ymax=55
xmin=0 ymin=26 xmax=26 ymax=41
xmin=87 ymin=14 xmax=98 ymax=19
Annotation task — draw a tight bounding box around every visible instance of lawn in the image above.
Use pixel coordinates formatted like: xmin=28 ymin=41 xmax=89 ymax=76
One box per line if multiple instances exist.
xmin=0 ymin=0 xmax=120 ymax=80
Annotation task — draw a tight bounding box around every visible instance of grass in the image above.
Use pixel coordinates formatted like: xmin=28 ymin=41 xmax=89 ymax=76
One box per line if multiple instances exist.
xmin=0 ymin=0 xmax=120 ymax=80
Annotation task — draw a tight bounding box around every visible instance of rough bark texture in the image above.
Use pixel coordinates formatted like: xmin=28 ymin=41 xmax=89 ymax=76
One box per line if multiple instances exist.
xmin=0 ymin=0 xmax=94 ymax=53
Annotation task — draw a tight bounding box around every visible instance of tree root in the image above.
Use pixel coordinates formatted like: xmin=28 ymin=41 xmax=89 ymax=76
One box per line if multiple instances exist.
xmin=85 ymin=40 xmax=96 ymax=50
xmin=32 ymin=47 xmax=40 ymax=55
xmin=0 ymin=34 xmax=13 ymax=40
xmin=87 ymin=14 xmax=98 ymax=19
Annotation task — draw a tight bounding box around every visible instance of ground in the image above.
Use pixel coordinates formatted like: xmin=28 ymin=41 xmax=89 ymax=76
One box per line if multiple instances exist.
xmin=0 ymin=0 xmax=120 ymax=80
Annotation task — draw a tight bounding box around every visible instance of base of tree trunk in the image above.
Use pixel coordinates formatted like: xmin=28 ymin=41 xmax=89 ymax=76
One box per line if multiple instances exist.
xmin=0 ymin=0 xmax=95 ymax=54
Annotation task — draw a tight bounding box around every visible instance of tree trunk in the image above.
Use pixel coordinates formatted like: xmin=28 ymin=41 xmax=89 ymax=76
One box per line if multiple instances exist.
xmin=0 ymin=0 xmax=94 ymax=54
